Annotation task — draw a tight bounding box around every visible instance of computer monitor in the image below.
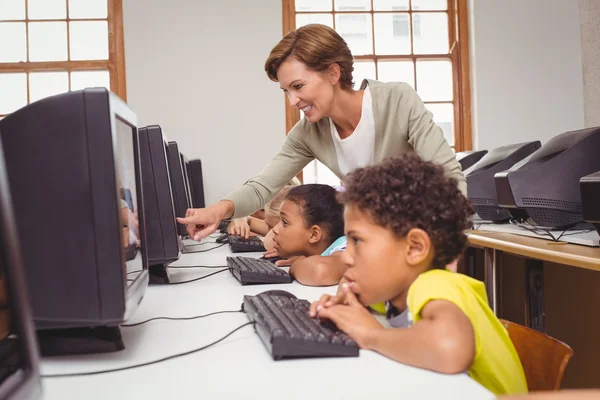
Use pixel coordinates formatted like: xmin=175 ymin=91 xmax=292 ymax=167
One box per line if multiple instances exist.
xmin=166 ymin=141 xmax=191 ymax=237
xmin=465 ymin=141 xmax=541 ymax=222
xmin=495 ymin=127 xmax=600 ymax=229
xmin=456 ymin=150 xmax=487 ymax=171
xmin=0 ymin=88 xmax=148 ymax=356
xmin=581 ymin=171 xmax=600 ymax=235
xmin=139 ymin=126 xmax=182 ymax=284
xmin=188 ymin=159 xmax=206 ymax=209
xmin=0 ymin=141 xmax=42 ymax=400
xmin=180 ymin=152 xmax=194 ymax=209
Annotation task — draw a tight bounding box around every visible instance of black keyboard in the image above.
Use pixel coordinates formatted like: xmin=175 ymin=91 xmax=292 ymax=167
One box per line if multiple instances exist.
xmin=228 ymin=236 xmax=266 ymax=253
xmin=243 ymin=290 xmax=359 ymax=360
xmin=227 ymin=257 xmax=292 ymax=285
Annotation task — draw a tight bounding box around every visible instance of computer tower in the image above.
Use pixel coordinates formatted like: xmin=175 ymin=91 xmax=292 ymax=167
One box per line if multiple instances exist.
xmin=0 ymin=88 xmax=148 ymax=356
xmin=0 ymin=140 xmax=42 ymax=399
xmin=581 ymin=171 xmax=600 ymax=235
xmin=188 ymin=159 xmax=206 ymax=209
xmin=139 ymin=126 xmax=182 ymax=284
xmin=166 ymin=141 xmax=191 ymax=237
xmin=456 ymin=150 xmax=487 ymax=171
xmin=495 ymin=127 xmax=600 ymax=229
xmin=465 ymin=141 xmax=541 ymax=222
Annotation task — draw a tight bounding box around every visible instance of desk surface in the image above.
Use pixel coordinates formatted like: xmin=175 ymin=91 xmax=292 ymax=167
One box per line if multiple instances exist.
xmin=41 ymin=237 xmax=492 ymax=400
xmin=468 ymin=230 xmax=600 ymax=272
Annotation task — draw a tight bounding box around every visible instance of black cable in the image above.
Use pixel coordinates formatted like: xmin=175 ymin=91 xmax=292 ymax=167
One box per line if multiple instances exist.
xmin=41 ymin=321 xmax=255 ymax=378
xmin=183 ymin=243 xmax=227 ymax=254
xmin=167 ymin=268 xmax=229 ymax=285
xmin=168 ymin=265 xmax=227 ymax=269
xmin=184 ymin=241 xmax=217 ymax=246
xmin=122 ymin=309 xmax=242 ymax=327
xmin=127 ymin=270 xmax=142 ymax=275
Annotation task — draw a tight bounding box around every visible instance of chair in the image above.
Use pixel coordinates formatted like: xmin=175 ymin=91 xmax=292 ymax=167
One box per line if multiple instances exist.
xmin=501 ymin=319 xmax=574 ymax=391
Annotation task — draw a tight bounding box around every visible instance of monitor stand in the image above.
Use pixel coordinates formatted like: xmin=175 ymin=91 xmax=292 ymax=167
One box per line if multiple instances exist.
xmin=37 ymin=326 xmax=124 ymax=357
xmin=149 ymin=263 xmax=170 ymax=284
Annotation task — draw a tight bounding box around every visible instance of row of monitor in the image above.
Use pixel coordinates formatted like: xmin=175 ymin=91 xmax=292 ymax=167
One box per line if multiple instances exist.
xmin=0 ymin=88 xmax=210 ymax=398
xmin=455 ymin=127 xmax=600 ymax=233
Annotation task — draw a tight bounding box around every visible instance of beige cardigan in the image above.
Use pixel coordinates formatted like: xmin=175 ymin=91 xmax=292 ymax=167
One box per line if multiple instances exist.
xmin=224 ymin=79 xmax=466 ymax=217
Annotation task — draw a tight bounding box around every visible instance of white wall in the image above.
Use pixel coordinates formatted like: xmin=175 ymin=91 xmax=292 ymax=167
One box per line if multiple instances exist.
xmin=579 ymin=0 xmax=600 ymax=128
xmin=469 ymin=0 xmax=585 ymax=151
xmin=122 ymin=0 xmax=285 ymax=205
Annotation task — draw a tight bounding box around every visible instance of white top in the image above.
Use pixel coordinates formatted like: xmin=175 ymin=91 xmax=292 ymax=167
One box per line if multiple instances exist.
xmin=40 ymin=237 xmax=493 ymax=400
xmin=329 ymin=87 xmax=375 ymax=175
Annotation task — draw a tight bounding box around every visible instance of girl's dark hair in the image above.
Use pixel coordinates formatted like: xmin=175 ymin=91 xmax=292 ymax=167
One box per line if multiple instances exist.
xmin=285 ymin=184 xmax=345 ymax=244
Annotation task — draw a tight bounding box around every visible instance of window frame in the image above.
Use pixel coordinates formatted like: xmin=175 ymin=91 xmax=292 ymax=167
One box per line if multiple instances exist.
xmin=281 ymin=0 xmax=472 ymax=152
xmin=0 ymin=0 xmax=127 ymax=118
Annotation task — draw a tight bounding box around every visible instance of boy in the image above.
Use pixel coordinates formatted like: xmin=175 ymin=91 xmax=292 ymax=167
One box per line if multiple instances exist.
xmin=310 ymin=154 xmax=527 ymax=395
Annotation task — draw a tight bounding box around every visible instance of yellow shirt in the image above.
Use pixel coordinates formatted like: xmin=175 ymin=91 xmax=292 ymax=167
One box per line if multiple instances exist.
xmin=407 ymin=269 xmax=528 ymax=395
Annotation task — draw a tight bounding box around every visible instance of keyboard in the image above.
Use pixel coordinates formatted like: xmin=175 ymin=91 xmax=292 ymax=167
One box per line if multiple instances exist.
xmin=228 ymin=235 xmax=266 ymax=253
xmin=227 ymin=256 xmax=292 ymax=285
xmin=243 ymin=290 xmax=359 ymax=360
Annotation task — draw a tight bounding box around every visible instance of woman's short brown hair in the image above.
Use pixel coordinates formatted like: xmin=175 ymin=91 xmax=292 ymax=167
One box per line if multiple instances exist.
xmin=265 ymin=24 xmax=354 ymax=90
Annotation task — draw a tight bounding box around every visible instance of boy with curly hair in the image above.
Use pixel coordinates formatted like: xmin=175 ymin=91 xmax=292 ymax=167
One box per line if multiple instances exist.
xmin=310 ymin=154 xmax=527 ymax=395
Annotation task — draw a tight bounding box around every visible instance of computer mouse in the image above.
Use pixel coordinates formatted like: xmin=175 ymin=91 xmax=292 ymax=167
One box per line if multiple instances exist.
xmin=216 ymin=233 xmax=229 ymax=244
xmin=259 ymin=256 xmax=287 ymax=264
xmin=257 ymin=290 xmax=297 ymax=299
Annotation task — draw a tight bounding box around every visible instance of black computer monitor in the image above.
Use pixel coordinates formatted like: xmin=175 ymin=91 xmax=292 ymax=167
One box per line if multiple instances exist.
xmin=0 ymin=88 xmax=148 ymax=356
xmin=456 ymin=150 xmax=487 ymax=171
xmin=188 ymin=159 xmax=206 ymax=209
xmin=465 ymin=141 xmax=541 ymax=222
xmin=139 ymin=125 xmax=182 ymax=284
xmin=166 ymin=141 xmax=191 ymax=237
xmin=180 ymin=152 xmax=194 ymax=209
xmin=495 ymin=127 xmax=600 ymax=229
xmin=0 ymin=141 xmax=42 ymax=399
xmin=581 ymin=171 xmax=600 ymax=235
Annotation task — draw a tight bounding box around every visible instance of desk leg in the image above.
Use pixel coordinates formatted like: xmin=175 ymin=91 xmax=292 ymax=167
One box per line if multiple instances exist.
xmin=525 ymin=260 xmax=546 ymax=332
xmin=484 ymin=248 xmax=501 ymax=314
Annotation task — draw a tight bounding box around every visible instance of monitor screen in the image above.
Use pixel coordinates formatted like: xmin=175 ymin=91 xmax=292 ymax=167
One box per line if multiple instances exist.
xmin=115 ymin=118 xmax=145 ymax=287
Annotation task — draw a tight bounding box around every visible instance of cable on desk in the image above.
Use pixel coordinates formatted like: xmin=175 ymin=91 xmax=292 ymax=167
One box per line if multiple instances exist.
xmin=167 ymin=268 xmax=229 ymax=285
xmin=182 ymin=243 xmax=227 ymax=254
xmin=121 ymin=308 xmax=242 ymax=327
xmin=168 ymin=265 xmax=227 ymax=269
xmin=41 ymin=321 xmax=255 ymax=378
xmin=183 ymin=241 xmax=217 ymax=246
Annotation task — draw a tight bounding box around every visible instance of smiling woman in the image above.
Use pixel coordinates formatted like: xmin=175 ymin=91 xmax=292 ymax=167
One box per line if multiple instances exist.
xmin=177 ymin=23 xmax=465 ymax=242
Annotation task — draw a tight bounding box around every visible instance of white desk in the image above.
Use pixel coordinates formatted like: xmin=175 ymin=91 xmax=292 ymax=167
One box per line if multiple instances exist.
xmin=41 ymin=239 xmax=493 ymax=400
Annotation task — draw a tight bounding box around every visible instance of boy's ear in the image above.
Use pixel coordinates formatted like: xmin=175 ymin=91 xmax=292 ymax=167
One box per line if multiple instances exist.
xmin=308 ymin=225 xmax=323 ymax=244
xmin=404 ymin=228 xmax=433 ymax=267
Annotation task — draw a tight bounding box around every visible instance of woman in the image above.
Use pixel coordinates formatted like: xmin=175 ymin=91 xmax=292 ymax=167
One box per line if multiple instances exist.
xmin=178 ymin=24 xmax=465 ymax=241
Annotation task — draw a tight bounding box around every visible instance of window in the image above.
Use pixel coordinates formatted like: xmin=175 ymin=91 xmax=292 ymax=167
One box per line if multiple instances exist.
xmin=0 ymin=0 xmax=126 ymax=120
xmin=282 ymin=0 xmax=472 ymax=184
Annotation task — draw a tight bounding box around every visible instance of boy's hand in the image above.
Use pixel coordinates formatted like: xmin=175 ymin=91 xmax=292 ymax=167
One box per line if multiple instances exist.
xmin=277 ymin=255 xmax=302 ymax=267
xmin=316 ymin=285 xmax=382 ymax=349
xmin=309 ymin=281 xmax=360 ymax=317
xmin=227 ymin=218 xmax=250 ymax=239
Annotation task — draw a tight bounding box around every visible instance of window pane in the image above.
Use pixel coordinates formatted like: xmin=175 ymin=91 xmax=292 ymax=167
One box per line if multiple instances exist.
xmin=0 ymin=22 xmax=26 ymax=62
xmin=68 ymin=0 xmax=107 ymax=19
xmin=0 ymin=73 xmax=27 ymax=114
xmin=0 ymin=0 xmax=26 ymax=20
xmin=336 ymin=13 xmax=372 ymax=55
xmin=295 ymin=0 xmax=332 ymax=12
xmin=28 ymin=22 xmax=67 ymax=61
xmin=28 ymin=0 xmax=66 ymax=19
xmin=412 ymin=0 xmax=447 ymax=10
xmin=303 ymin=160 xmax=340 ymax=186
xmin=426 ymin=103 xmax=454 ymax=145
xmin=413 ymin=13 xmax=449 ymax=54
xmin=373 ymin=0 xmax=409 ymax=10
xmin=335 ymin=0 xmax=370 ymax=11
xmin=353 ymin=60 xmax=375 ymax=87
xmin=71 ymin=70 xmax=110 ymax=91
xmin=416 ymin=60 xmax=452 ymax=101
xmin=377 ymin=60 xmax=414 ymax=87
xmin=69 ymin=21 xmax=108 ymax=60
xmin=374 ymin=13 xmax=411 ymax=55
xmin=296 ymin=13 xmax=333 ymax=28
xmin=29 ymin=71 xmax=68 ymax=103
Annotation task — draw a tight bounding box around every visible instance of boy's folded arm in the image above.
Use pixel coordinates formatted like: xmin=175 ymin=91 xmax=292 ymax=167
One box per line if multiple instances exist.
xmin=366 ymin=299 xmax=475 ymax=375
xmin=289 ymin=253 xmax=347 ymax=286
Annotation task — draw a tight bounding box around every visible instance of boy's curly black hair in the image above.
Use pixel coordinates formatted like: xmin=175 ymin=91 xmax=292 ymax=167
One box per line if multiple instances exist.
xmin=338 ymin=154 xmax=474 ymax=268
